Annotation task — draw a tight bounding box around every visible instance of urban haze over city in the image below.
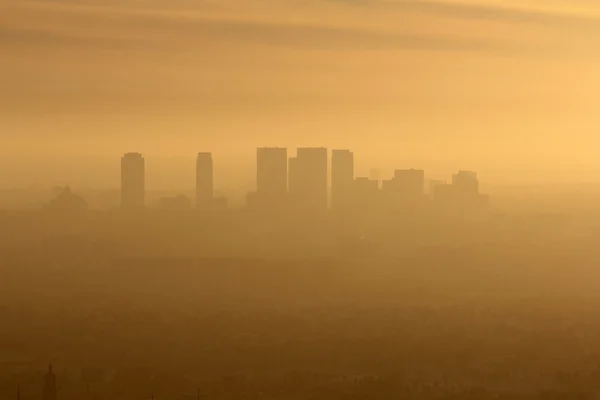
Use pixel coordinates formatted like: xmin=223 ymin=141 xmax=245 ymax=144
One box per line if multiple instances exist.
xmin=4 ymin=0 xmax=600 ymax=399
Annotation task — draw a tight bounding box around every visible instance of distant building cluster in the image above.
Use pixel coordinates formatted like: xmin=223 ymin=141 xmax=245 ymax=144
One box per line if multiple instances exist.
xmin=44 ymin=186 xmax=88 ymax=211
xmin=119 ymin=148 xmax=488 ymax=214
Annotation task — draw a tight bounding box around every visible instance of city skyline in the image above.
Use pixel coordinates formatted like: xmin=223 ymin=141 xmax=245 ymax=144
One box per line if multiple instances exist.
xmin=3 ymin=1 xmax=600 ymax=399
xmin=4 ymin=0 xmax=600 ymax=188
xmin=110 ymin=147 xmax=488 ymax=211
xmin=2 ymin=148 xmax=599 ymax=192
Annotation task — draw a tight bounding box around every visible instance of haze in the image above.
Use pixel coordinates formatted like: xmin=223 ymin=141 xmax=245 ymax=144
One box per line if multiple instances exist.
xmin=2 ymin=0 xmax=600 ymax=189
xmin=7 ymin=2 xmax=600 ymax=398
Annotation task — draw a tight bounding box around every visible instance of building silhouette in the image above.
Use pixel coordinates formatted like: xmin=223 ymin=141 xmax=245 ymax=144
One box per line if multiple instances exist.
xmin=115 ymin=148 xmax=491 ymax=216
xmin=331 ymin=150 xmax=354 ymax=211
xmin=290 ymin=148 xmax=328 ymax=211
xmin=393 ymin=169 xmax=425 ymax=198
xmin=256 ymin=147 xmax=288 ymax=209
xmin=382 ymin=169 xmax=425 ymax=208
xmin=44 ymin=186 xmax=88 ymax=211
xmin=452 ymin=170 xmax=479 ymax=196
xmin=369 ymin=168 xmax=381 ymax=183
xmin=196 ymin=152 xmax=214 ymax=210
xmin=121 ymin=152 xmax=145 ymax=210
xmin=43 ymin=365 xmax=57 ymax=400
xmin=434 ymin=170 xmax=488 ymax=210
xmin=353 ymin=177 xmax=379 ymax=212
xmin=428 ymin=179 xmax=446 ymax=195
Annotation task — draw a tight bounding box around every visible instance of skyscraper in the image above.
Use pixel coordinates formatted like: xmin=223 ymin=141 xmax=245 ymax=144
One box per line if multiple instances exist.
xmin=256 ymin=147 xmax=288 ymax=208
xmin=121 ymin=152 xmax=145 ymax=210
xmin=331 ymin=149 xmax=354 ymax=211
xmin=196 ymin=152 xmax=214 ymax=209
xmin=291 ymin=147 xmax=328 ymax=210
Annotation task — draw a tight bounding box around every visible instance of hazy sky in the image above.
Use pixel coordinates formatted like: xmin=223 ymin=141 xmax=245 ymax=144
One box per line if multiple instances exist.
xmin=2 ymin=0 xmax=600 ymax=188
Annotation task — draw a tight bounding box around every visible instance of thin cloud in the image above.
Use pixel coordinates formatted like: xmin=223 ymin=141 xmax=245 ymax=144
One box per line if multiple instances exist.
xmin=0 ymin=27 xmax=138 ymax=50
xmin=1 ymin=0 xmax=600 ymax=58
xmin=398 ymin=0 xmax=600 ymax=28
xmin=0 ymin=17 xmax=538 ymax=57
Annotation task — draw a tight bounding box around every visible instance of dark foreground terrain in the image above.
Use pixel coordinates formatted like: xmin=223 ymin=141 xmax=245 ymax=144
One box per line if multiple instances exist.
xmin=1 ymin=212 xmax=600 ymax=399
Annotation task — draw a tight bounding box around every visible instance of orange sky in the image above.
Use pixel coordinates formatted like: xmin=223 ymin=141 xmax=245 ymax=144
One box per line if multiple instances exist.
xmin=2 ymin=0 xmax=600 ymax=189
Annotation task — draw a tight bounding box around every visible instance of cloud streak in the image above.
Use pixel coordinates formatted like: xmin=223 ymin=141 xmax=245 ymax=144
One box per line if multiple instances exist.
xmin=380 ymin=0 xmax=600 ymax=31
xmin=2 ymin=0 xmax=598 ymax=59
xmin=0 ymin=17 xmax=525 ymax=55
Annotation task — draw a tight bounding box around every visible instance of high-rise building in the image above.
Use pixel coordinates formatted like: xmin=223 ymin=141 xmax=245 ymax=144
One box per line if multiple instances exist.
xmin=331 ymin=150 xmax=354 ymax=210
xmin=355 ymin=177 xmax=379 ymax=192
xmin=121 ymin=152 xmax=145 ymax=210
xmin=354 ymin=177 xmax=380 ymax=211
xmin=393 ymin=169 xmax=425 ymax=197
xmin=381 ymin=168 xmax=424 ymax=209
xmin=256 ymin=147 xmax=288 ymax=207
xmin=196 ymin=152 xmax=214 ymax=209
xmin=452 ymin=170 xmax=479 ymax=196
xmin=291 ymin=147 xmax=328 ymax=210
xmin=434 ymin=170 xmax=488 ymax=210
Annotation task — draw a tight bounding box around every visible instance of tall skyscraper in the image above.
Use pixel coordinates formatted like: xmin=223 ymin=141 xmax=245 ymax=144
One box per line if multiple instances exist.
xmin=196 ymin=152 xmax=214 ymax=209
xmin=331 ymin=149 xmax=354 ymax=211
xmin=256 ymin=147 xmax=288 ymax=207
xmin=291 ymin=147 xmax=328 ymax=210
xmin=121 ymin=152 xmax=145 ymax=210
